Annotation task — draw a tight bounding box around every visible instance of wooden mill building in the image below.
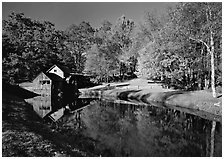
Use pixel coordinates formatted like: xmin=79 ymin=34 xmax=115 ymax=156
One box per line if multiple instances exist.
xmin=20 ymin=64 xmax=93 ymax=96
xmin=30 ymin=72 xmax=64 ymax=96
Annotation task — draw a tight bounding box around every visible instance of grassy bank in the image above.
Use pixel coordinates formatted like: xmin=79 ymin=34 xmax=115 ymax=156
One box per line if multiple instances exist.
xmin=2 ymin=84 xmax=96 ymax=157
xmin=103 ymin=89 xmax=221 ymax=119
xmin=81 ymin=78 xmax=222 ymax=121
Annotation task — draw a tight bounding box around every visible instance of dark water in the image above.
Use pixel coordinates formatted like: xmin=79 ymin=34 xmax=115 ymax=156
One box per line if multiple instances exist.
xmin=25 ymin=95 xmax=222 ymax=157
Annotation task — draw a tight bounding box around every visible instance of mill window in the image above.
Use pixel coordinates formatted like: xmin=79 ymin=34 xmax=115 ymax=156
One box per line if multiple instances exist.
xmin=40 ymin=80 xmax=50 ymax=85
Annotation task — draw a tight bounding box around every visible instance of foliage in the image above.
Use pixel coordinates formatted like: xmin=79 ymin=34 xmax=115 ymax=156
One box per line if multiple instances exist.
xmin=135 ymin=2 xmax=222 ymax=90
xmin=3 ymin=3 xmax=222 ymax=89
xmin=2 ymin=13 xmax=95 ymax=83
xmin=111 ymin=15 xmax=137 ymax=77
xmin=85 ymin=39 xmax=120 ymax=82
xmin=84 ymin=16 xmax=138 ymax=82
xmin=64 ymin=22 xmax=95 ymax=73
xmin=2 ymin=12 xmax=67 ymax=83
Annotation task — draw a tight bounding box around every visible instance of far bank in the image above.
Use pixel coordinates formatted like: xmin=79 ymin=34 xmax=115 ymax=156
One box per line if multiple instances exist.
xmin=80 ymin=78 xmax=222 ymax=121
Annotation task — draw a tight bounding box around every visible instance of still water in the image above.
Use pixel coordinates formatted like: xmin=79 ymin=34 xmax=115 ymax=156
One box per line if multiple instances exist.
xmin=25 ymin=95 xmax=222 ymax=157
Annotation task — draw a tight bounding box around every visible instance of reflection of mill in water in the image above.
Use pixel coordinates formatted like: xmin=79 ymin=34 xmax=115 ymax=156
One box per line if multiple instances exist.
xmin=25 ymin=94 xmax=94 ymax=123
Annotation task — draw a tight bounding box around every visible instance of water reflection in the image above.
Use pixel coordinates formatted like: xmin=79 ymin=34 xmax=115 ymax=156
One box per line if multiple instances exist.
xmin=25 ymin=95 xmax=94 ymax=122
xmin=25 ymin=96 xmax=52 ymax=118
xmin=60 ymin=99 xmax=221 ymax=157
xmin=26 ymin=96 xmax=222 ymax=157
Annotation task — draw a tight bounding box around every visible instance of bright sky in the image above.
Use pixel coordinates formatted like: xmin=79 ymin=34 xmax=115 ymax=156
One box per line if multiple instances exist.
xmin=2 ymin=2 xmax=177 ymax=30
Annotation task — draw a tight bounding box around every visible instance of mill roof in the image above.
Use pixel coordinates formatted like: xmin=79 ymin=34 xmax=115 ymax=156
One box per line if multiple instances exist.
xmin=45 ymin=73 xmax=64 ymax=81
xmin=47 ymin=64 xmax=71 ymax=75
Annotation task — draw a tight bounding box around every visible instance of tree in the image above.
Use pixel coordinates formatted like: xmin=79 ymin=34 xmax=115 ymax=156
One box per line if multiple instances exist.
xmin=2 ymin=12 xmax=67 ymax=83
xmin=172 ymin=2 xmax=222 ymax=96
xmin=85 ymin=20 xmax=122 ymax=83
xmin=85 ymin=43 xmax=120 ymax=83
xmin=64 ymin=21 xmax=95 ymax=73
xmin=135 ymin=11 xmax=173 ymax=81
xmin=111 ymin=15 xmax=136 ymax=78
xmin=135 ymin=2 xmax=221 ymax=92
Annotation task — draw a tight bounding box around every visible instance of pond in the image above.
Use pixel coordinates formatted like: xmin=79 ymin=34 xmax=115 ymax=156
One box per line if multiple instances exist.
xmin=25 ymin=95 xmax=222 ymax=157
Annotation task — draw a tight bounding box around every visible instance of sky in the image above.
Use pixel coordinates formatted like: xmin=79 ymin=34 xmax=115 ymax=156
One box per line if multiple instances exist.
xmin=2 ymin=2 xmax=177 ymax=31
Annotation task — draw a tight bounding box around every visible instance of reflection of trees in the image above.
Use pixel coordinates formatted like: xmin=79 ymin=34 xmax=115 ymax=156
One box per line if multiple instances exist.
xmin=81 ymin=100 xmax=221 ymax=157
xmin=31 ymin=97 xmax=221 ymax=157
xmin=141 ymin=106 xmax=201 ymax=156
xmin=79 ymin=100 xmax=140 ymax=156
xmin=210 ymin=121 xmax=216 ymax=157
xmin=137 ymin=104 xmax=222 ymax=157
xmin=208 ymin=121 xmax=222 ymax=157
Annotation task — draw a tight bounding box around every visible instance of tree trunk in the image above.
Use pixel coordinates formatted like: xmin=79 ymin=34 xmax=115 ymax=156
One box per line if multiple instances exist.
xmin=207 ymin=5 xmax=216 ymax=98
xmin=120 ymin=62 xmax=122 ymax=79
xmin=201 ymin=47 xmax=205 ymax=90
xmin=209 ymin=32 xmax=216 ymax=98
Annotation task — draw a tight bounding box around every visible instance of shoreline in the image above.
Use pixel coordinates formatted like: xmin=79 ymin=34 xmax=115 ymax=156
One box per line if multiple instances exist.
xmin=80 ymin=83 xmax=222 ymax=121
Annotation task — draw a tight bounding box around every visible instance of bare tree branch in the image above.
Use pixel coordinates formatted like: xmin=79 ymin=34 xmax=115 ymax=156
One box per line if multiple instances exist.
xmin=189 ymin=37 xmax=210 ymax=52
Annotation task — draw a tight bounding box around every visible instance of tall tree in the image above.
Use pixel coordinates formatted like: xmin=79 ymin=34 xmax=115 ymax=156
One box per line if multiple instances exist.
xmin=173 ymin=2 xmax=222 ymax=96
xmin=64 ymin=21 xmax=95 ymax=73
xmin=136 ymin=2 xmax=221 ymax=92
xmin=2 ymin=12 xmax=66 ymax=83
xmin=111 ymin=15 xmax=136 ymax=78
xmin=85 ymin=20 xmax=120 ymax=82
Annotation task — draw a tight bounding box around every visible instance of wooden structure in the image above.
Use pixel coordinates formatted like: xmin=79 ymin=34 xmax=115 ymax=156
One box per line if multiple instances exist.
xmin=32 ymin=72 xmax=52 ymax=95
xmin=22 ymin=71 xmax=65 ymax=96
xmin=46 ymin=73 xmax=65 ymax=97
xmin=46 ymin=64 xmax=71 ymax=79
xmin=66 ymin=73 xmax=94 ymax=89
xmin=20 ymin=64 xmax=93 ymax=97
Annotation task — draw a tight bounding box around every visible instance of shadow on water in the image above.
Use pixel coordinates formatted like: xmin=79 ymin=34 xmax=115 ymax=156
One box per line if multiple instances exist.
xmin=3 ymin=82 xmax=39 ymax=99
xmin=25 ymin=94 xmax=222 ymax=157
